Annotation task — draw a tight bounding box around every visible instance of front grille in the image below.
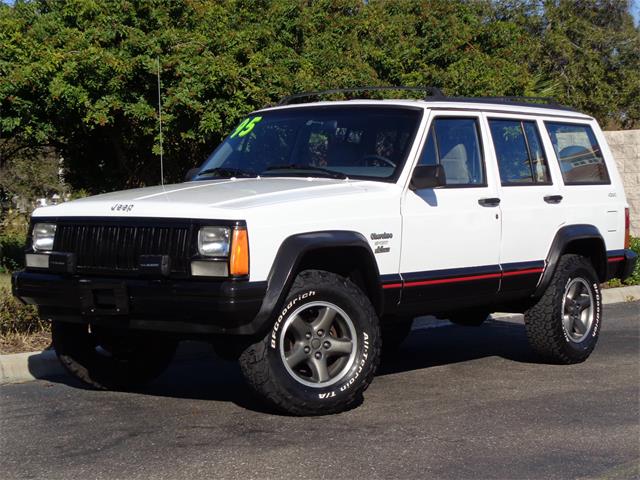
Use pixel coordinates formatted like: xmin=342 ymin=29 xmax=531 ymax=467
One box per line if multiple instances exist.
xmin=53 ymin=222 xmax=194 ymax=275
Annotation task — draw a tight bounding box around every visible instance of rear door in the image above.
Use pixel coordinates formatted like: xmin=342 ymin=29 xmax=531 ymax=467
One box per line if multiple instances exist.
xmin=485 ymin=115 xmax=565 ymax=294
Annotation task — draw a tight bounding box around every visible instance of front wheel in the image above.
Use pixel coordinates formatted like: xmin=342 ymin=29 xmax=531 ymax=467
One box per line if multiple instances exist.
xmin=52 ymin=321 xmax=178 ymax=389
xmin=524 ymin=254 xmax=602 ymax=364
xmin=239 ymin=270 xmax=381 ymax=416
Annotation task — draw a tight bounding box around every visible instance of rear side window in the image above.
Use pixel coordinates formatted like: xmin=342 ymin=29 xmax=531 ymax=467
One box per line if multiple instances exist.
xmin=545 ymin=122 xmax=610 ymax=185
xmin=419 ymin=118 xmax=485 ymax=186
xmin=488 ymin=119 xmax=551 ymax=185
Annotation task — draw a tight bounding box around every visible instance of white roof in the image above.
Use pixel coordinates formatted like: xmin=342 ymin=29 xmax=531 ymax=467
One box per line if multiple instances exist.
xmin=257 ymin=98 xmax=593 ymax=120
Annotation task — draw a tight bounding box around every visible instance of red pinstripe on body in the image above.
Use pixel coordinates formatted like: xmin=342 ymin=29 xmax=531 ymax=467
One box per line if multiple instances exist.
xmin=382 ymin=266 xmax=543 ymax=289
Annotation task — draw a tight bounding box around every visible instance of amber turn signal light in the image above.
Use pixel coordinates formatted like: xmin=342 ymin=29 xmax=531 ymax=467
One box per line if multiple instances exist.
xmin=230 ymin=227 xmax=249 ymax=276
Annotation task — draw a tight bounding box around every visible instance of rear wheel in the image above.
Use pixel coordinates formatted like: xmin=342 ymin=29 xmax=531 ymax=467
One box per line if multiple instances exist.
xmin=524 ymin=254 xmax=602 ymax=364
xmin=239 ymin=270 xmax=381 ymax=416
xmin=52 ymin=321 xmax=178 ymax=389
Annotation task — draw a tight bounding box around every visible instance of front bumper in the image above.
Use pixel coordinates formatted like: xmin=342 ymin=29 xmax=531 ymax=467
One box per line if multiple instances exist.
xmin=12 ymin=271 xmax=267 ymax=335
xmin=607 ymin=249 xmax=638 ymax=281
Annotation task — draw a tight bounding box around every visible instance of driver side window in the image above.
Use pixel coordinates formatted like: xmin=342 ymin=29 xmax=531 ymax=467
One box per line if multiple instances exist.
xmin=418 ymin=118 xmax=485 ymax=186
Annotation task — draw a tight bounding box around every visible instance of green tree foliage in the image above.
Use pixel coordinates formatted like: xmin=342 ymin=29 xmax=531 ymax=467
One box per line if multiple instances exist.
xmin=496 ymin=0 xmax=640 ymax=129
xmin=0 ymin=147 xmax=64 ymax=204
xmin=0 ymin=0 xmax=638 ymax=192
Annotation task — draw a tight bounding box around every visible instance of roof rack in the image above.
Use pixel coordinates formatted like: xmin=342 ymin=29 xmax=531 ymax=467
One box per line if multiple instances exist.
xmin=426 ymin=95 xmax=577 ymax=112
xmin=277 ymin=86 xmax=445 ymax=105
xmin=276 ymin=86 xmax=576 ymax=112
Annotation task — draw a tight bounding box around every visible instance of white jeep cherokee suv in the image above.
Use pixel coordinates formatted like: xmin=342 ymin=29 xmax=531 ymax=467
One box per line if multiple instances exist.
xmin=13 ymin=89 xmax=637 ymax=415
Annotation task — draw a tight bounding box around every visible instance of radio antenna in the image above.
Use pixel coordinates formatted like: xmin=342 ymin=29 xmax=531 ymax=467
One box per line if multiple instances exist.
xmin=156 ymin=57 xmax=164 ymax=186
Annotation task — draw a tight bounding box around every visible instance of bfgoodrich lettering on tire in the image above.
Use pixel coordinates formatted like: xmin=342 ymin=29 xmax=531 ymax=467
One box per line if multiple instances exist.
xmin=524 ymin=254 xmax=602 ymax=364
xmin=239 ymin=270 xmax=381 ymax=416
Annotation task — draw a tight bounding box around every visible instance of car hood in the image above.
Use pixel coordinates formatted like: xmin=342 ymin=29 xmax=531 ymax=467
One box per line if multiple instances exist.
xmin=33 ymin=177 xmax=393 ymax=219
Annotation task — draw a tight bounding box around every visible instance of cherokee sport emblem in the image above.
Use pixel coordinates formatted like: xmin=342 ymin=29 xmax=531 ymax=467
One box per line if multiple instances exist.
xmin=371 ymin=232 xmax=392 ymax=254
xmin=111 ymin=203 xmax=134 ymax=212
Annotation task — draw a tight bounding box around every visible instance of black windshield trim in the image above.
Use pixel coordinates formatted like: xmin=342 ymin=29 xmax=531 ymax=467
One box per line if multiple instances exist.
xmin=263 ymin=164 xmax=347 ymax=179
xmin=194 ymin=167 xmax=258 ymax=180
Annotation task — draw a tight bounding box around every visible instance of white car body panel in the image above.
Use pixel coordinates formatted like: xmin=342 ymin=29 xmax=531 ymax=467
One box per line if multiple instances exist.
xmin=400 ymin=110 xmax=502 ymax=272
xmin=553 ymin=119 xmax=628 ymax=252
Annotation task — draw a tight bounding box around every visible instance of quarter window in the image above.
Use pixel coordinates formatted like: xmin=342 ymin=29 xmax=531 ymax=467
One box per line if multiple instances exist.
xmin=545 ymin=122 xmax=610 ymax=185
xmin=418 ymin=118 xmax=485 ymax=186
xmin=488 ymin=119 xmax=551 ymax=185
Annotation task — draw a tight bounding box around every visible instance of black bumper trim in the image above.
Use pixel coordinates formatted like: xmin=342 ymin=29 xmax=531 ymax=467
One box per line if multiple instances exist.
xmin=12 ymin=271 xmax=267 ymax=335
xmin=606 ymin=249 xmax=638 ymax=281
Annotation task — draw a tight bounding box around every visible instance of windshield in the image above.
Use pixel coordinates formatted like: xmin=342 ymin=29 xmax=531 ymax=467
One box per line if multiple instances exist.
xmin=194 ymin=106 xmax=422 ymax=182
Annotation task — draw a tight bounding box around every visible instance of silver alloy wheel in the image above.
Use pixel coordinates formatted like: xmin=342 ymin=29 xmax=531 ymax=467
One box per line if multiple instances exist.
xmin=561 ymin=277 xmax=595 ymax=343
xmin=279 ymin=301 xmax=358 ymax=388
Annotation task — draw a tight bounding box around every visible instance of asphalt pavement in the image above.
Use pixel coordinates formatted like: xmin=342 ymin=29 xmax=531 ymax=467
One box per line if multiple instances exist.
xmin=1 ymin=302 xmax=638 ymax=480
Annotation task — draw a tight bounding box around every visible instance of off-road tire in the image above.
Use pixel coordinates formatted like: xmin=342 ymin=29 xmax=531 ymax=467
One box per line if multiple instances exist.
xmin=448 ymin=310 xmax=489 ymax=327
xmin=524 ymin=254 xmax=602 ymax=364
xmin=239 ymin=270 xmax=381 ymax=416
xmin=52 ymin=321 xmax=178 ymax=390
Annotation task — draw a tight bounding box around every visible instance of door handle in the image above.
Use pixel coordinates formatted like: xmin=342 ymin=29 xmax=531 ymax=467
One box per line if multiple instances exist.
xmin=478 ymin=197 xmax=501 ymax=207
xmin=544 ymin=195 xmax=563 ymax=204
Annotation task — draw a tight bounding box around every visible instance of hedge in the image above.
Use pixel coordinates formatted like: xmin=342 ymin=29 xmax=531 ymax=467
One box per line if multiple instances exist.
xmin=0 ymin=234 xmax=26 ymax=274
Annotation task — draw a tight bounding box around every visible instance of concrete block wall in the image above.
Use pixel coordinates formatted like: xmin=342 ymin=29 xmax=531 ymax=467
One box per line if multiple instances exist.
xmin=604 ymin=130 xmax=640 ymax=236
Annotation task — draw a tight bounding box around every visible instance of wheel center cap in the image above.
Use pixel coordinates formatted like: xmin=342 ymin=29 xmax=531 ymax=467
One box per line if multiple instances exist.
xmin=311 ymin=338 xmax=321 ymax=349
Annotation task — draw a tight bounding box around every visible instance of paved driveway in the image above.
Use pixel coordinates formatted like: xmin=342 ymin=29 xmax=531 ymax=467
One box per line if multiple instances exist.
xmin=1 ymin=302 xmax=638 ymax=480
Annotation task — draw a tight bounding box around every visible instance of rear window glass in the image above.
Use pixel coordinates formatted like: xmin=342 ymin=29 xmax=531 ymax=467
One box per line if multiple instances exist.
xmin=489 ymin=119 xmax=551 ymax=185
xmin=545 ymin=122 xmax=610 ymax=185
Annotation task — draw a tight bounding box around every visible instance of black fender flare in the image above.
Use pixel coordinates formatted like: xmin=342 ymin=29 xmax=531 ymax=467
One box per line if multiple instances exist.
xmin=252 ymin=231 xmax=381 ymax=335
xmin=534 ymin=224 xmax=606 ymax=298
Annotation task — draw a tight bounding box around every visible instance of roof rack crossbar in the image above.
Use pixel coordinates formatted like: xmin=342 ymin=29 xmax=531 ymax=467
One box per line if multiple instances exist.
xmin=277 ymin=86 xmax=444 ymax=105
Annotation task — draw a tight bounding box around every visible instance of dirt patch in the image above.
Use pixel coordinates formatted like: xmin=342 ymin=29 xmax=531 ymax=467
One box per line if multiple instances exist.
xmin=1 ymin=285 xmax=51 ymax=354
xmin=0 ymin=331 xmax=52 ymax=355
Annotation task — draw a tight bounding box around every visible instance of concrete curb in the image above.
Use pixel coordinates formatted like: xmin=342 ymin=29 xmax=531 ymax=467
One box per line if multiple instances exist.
xmin=0 ymin=350 xmax=65 ymax=385
xmin=602 ymin=285 xmax=640 ymax=304
xmin=0 ymin=341 xmax=214 ymax=386
xmin=1 ymin=287 xmax=639 ymax=386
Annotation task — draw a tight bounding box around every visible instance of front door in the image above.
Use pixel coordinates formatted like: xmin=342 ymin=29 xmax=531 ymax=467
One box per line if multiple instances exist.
xmin=399 ymin=112 xmax=502 ymax=309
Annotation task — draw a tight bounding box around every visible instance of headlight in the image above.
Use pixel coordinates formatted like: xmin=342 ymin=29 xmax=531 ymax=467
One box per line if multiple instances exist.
xmin=197 ymin=227 xmax=230 ymax=257
xmin=32 ymin=223 xmax=57 ymax=252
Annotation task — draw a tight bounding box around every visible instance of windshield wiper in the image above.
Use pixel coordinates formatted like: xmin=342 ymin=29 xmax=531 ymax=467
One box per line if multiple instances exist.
xmin=264 ymin=164 xmax=347 ymax=179
xmin=195 ymin=167 xmax=257 ymax=179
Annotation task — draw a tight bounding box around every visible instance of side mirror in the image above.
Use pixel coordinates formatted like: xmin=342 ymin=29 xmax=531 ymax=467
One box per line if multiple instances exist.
xmin=409 ymin=165 xmax=446 ymax=190
xmin=184 ymin=167 xmax=200 ymax=182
